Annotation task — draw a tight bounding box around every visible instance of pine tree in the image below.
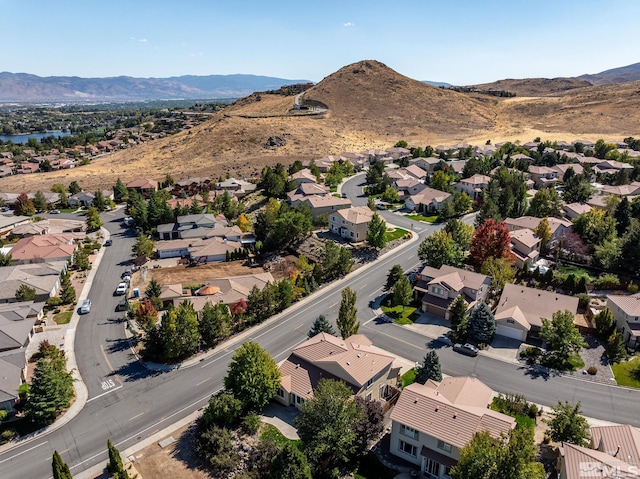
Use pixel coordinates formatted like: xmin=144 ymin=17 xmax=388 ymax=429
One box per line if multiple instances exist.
xmin=337 ymin=287 xmax=360 ymax=339
xmin=469 ymin=302 xmax=496 ymax=344
xmin=52 ymin=451 xmax=73 ymax=479
xmin=113 ymin=178 xmax=128 ymax=203
xmin=199 ymin=302 xmax=231 ymax=347
xmin=24 ymin=357 xmax=74 ymax=426
xmin=366 ymin=213 xmax=387 ymax=249
xmin=392 ymin=275 xmax=413 ymax=308
xmin=60 ymin=272 xmax=76 ymax=305
xmin=449 ymin=294 xmax=468 ymax=328
xmin=384 ymin=265 xmax=404 ymax=292
xmin=415 ymin=350 xmax=443 ymax=384
xmin=605 ymin=330 xmax=627 ymax=361
xmin=107 ymin=439 xmax=128 ymax=478
xmin=308 ymin=315 xmax=336 ymax=337
xmin=594 ymin=308 xmax=614 ymax=339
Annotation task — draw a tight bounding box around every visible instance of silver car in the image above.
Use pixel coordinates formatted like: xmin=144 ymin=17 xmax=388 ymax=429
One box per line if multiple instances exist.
xmin=79 ymin=299 xmax=91 ymax=314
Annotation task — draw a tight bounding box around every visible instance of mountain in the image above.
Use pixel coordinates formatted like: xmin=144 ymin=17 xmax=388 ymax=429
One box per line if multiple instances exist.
xmin=465 ymin=77 xmax=593 ymax=97
xmin=577 ymin=62 xmax=640 ymax=85
xmin=1 ymin=59 xmax=639 ymax=194
xmin=422 ymin=80 xmax=452 ymax=88
xmin=0 ymin=72 xmax=311 ymax=102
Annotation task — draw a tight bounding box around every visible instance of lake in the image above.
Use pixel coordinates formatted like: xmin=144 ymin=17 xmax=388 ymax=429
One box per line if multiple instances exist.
xmin=0 ymin=131 xmax=73 ymax=144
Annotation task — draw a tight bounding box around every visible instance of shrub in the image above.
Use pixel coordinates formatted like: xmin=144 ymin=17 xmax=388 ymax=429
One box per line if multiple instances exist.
xmin=202 ymin=392 xmax=243 ymax=428
xmin=628 ymin=283 xmax=639 ymax=294
xmin=1 ymin=429 xmax=16 ymax=443
xmin=242 ymin=413 xmax=262 ymax=435
xmin=0 ymin=409 xmax=7 ymax=421
xmin=576 ymin=293 xmax=590 ymax=310
xmin=46 ymin=297 xmax=63 ymax=308
xmin=53 ymin=308 xmax=61 ymax=314
xmin=195 ymin=424 xmax=239 ymax=474
xmin=520 ymin=346 xmax=543 ymax=358
xmin=543 ymin=434 xmax=551 ymax=444
xmin=18 ymin=383 xmax=29 ymax=400
xmin=492 ymin=393 xmax=537 ymax=419
xmin=587 ymin=366 xmax=598 ymax=375
xmin=595 ymin=274 xmax=619 ymax=290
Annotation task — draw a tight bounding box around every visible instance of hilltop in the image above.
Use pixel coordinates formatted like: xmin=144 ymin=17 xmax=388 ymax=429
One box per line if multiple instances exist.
xmin=467 ymin=77 xmax=593 ymax=97
xmin=1 ymin=59 xmax=640 ymax=193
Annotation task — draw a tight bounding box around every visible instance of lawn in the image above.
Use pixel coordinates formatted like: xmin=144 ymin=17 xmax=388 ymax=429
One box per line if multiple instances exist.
xmin=381 ymin=304 xmax=420 ymax=324
xmin=401 ymin=368 xmax=416 ymax=387
xmin=259 ymin=423 xmax=302 ymax=449
xmin=406 ymin=214 xmax=438 ymax=223
xmin=611 ymin=357 xmax=640 ymax=388
xmin=555 ymin=264 xmax=594 ymax=282
xmin=53 ymin=311 xmax=73 ymax=324
xmin=541 ymin=352 xmax=585 ymax=371
xmin=384 ymin=227 xmax=408 ymax=242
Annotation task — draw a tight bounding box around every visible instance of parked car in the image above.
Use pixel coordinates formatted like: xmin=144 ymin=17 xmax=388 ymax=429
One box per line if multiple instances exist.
xmin=50 ymin=209 xmax=60 ymax=214
xmin=435 ymin=333 xmax=452 ymax=346
xmin=115 ymin=297 xmax=128 ymax=312
xmin=104 ymin=239 xmax=112 ymax=246
xmin=121 ymin=269 xmax=132 ymax=278
xmin=341 ymin=192 xmax=348 ymax=198
xmin=79 ymin=299 xmax=92 ymax=314
xmin=376 ymin=203 xmax=387 ymax=210
xmin=114 ymin=282 xmax=128 ymax=296
xmin=453 ymin=343 xmax=479 ymax=357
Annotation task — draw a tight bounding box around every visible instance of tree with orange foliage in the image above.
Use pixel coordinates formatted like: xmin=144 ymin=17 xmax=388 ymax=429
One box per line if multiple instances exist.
xmin=469 ymin=219 xmax=513 ymax=267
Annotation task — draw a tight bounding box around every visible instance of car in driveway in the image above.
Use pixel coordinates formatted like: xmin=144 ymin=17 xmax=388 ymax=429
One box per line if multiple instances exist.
xmin=453 ymin=343 xmax=479 ymax=357
xmin=114 ymin=282 xmax=128 ymax=296
xmin=376 ymin=203 xmax=387 ymax=210
xmin=79 ymin=299 xmax=91 ymax=314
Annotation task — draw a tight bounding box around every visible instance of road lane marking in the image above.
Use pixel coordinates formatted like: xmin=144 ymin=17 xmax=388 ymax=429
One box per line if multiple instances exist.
xmin=0 ymin=441 xmax=48 ymax=464
xmin=362 ymin=315 xmax=382 ymax=326
xmin=129 ymin=411 xmax=146 ymax=421
xmin=100 ymin=345 xmax=115 ymax=372
xmin=196 ymin=377 xmax=212 ymax=386
xmin=86 ymin=385 xmax=123 ymax=403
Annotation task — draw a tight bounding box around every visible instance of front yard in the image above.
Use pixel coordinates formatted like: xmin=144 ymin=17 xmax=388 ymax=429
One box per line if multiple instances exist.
xmin=381 ymin=303 xmax=420 ymax=324
xmin=384 ymin=227 xmax=408 ymax=242
xmin=611 ymin=356 xmax=640 ymax=388
xmin=405 ymin=213 xmax=438 ymax=223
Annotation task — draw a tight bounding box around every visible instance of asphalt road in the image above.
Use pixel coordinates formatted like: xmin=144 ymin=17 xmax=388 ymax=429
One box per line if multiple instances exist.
xmin=2 ymin=181 xmax=640 ymax=478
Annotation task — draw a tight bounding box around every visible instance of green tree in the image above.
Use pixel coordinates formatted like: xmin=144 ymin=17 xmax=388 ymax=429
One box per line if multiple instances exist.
xmin=527 ymin=188 xmax=563 ymax=218
xmin=452 ymin=428 xmax=544 ymax=479
xmin=144 ymin=302 xmax=200 ymax=362
xmin=606 ymin=329 xmax=628 ymax=362
xmin=469 ymin=302 xmax=496 ymax=343
xmin=308 ymin=315 xmax=336 ymax=337
xmin=546 ymin=401 xmax=590 ymax=446
xmin=454 ymin=192 xmax=473 ymax=215
xmin=614 ymin=197 xmax=631 ymax=236
xmin=321 ymin=241 xmax=354 ymax=280
xmin=199 ymin=302 xmax=231 ymax=348
xmin=24 ymin=356 xmax=74 ymax=426
xmin=617 ymin=219 xmax=640 ymax=274
xmin=224 ymin=341 xmax=281 ymax=411
xmin=563 ymin=174 xmax=594 ymax=203
xmin=449 ymin=294 xmax=468 ymax=328
xmin=444 ymin=219 xmax=474 ymax=251
xmin=533 ymin=217 xmax=552 ymax=253
xmin=51 ymin=183 xmax=69 ymax=208
xmin=14 ymin=193 xmax=35 ymax=216
xmin=337 ymin=287 xmax=359 ymax=339
xmin=367 ymin=196 xmax=376 ymax=211
xmin=384 ymin=264 xmax=404 ymax=292
xmin=573 ymin=208 xmax=616 ymax=247
xmin=133 ymin=233 xmax=154 ymax=258
xmin=540 ymin=310 xmax=586 ymax=363
xmin=202 ymin=391 xmax=243 ymax=427
xmin=52 ymin=451 xmax=73 ymax=479
xmin=381 ymin=185 xmax=400 ymax=203
xmin=59 ymin=272 xmax=76 ymax=305
xmin=418 ymin=230 xmax=463 ymax=268
xmin=481 ymin=256 xmax=515 ymax=294
xmin=92 ymin=190 xmax=107 ymax=212
xmin=269 ymin=442 xmax=312 ymax=479
xmin=113 ymin=178 xmax=128 ymax=203
xmin=415 ymin=350 xmax=443 ymax=383
xmin=195 ymin=424 xmax=238 ymax=474
xmin=394 ymin=140 xmax=408 ymax=148
xmin=272 ymin=210 xmax=312 ymax=246
xmin=33 ymin=190 xmax=48 ymax=212
xmin=392 ymin=274 xmax=413 ymax=309
xmin=0 ymin=251 xmax=12 ymax=266
xmin=85 ymin=206 xmax=103 ymax=232
xmin=477 ymin=168 xmax=527 ymax=223
xmin=366 ymin=212 xmax=387 ymax=249
xmin=295 ymin=379 xmax=364 ymax=472
xmin=72 ymin=249 xmax=90 ymax=271
xmin=145 ymin=278 xmax=162 ymax=300
xmin=431 ymin=170 xmax=454 ymax=192
xmin=16 ymin=284 xmax=37 ymax=301
xmin=107 ymin=439 xmax=128 ymax=479
xmin=68 ymin=181 xmax=81 ymax=195
xmin=594 ymin=238 xmax=620 ymax=269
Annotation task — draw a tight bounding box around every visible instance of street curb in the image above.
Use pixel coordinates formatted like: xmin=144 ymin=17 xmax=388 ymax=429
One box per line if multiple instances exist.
xmin=0 ymin=226 xmax=110 ymax=455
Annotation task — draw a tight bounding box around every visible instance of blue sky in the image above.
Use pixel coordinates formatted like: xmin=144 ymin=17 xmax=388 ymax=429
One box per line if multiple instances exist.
xmin=2 ymin=0 xmax=639 ymax=85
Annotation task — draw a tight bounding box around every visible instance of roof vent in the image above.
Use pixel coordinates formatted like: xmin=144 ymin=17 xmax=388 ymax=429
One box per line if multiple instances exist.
xmin=414 ymin=399 xmax=418 ymax=404
xmin=357 ymin=353 xmax=362 ymax=358
xmin=453 ymin=414 xmax=457 ymax=419
xmin=346 ymin=362 xmax=351 ymax=366
xmin=434 ymin=407 xmax=438 ymax=411
xmin=295 ymin=364 xmax=300 ymax=369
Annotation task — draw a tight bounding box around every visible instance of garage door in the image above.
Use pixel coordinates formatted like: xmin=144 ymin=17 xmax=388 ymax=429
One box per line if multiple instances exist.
xmin=496 ymin=324 xmax=524 ymax=341
xmin=423 ymin=303 xmax=446 ymax=318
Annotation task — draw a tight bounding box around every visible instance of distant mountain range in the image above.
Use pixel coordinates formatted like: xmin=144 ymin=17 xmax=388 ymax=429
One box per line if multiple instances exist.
xmin=0 ymin=73 xmax=310 ymax=103
xmin=576 ymin=61 xmax=640 ymax=85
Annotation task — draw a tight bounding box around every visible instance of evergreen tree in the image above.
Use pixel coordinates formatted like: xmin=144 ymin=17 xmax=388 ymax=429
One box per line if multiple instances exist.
xmin=33 ymin=190 xmax=48 ymax=212
xmin=415 ymin=350 xmax=443 ymax=384
xmin=144 ymin=278 xmax=162 ymax=299
xmin=107 ymin=439 xmax=128 ymax=478
xmin=308 ymin=315 xmax=336 ymax=337
xmin=24 ymin=357 xmax=74 ymax=426
xmin=92 ymin=190 xmax=107 ymax=212
xmin=269 ymin=442 xmax=312 ymax=479
xmin=85 ymin=206 xmax=103 ymax=232
xmin=449 ymin=294 xmax=468 ymax=328
xmin=0 ymin=251 xmax=11 ymax=266
xmin=113 ymin=178 xmax=128 ymax=203
xmin=469 ymin=302 xmax=496 ymax=344
xmin=52 ymin=451 xmax=73 ymax=479
xmin=594 ymin=308 xmax=614 ymax=339
xmin=617 ymin=219 xmax=640 ymax=274
xmin=68 ymin=181 xmax=81 ymax=195
xmin=199 ymin=302 xmax=231 ymax=348
xmin=614 ymin=196 xmax=631 ymax=236
xmin=60 ymin=272 xmax=76 ymax=304
xmin=605 ymin=330 xmax=627 ymax=361
xmin=16 ymin=284 xmax=37 ymax=301
xmin=366 ymin=213 xmax=387 ymax=249
xmin=384 ymin=264 xmax=404 ymax=292
xmin=337 ymin=287 xmax=359 ymax=339
xmin=392 ymin=274 xmax=413 ymax=308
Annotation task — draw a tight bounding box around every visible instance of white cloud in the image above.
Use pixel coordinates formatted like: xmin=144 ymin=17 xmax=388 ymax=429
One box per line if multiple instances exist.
xmin=343 ymin=22 xmax=355 ymax=27
xmin=130 ymin=37 xmax=148 ymax=43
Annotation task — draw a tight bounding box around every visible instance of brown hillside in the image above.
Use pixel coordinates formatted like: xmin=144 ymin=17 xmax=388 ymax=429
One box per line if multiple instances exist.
xmin=469 ymin=77 xmax=592 ymax=97
xmin=1 ymin=60 xmax=640 ymax=193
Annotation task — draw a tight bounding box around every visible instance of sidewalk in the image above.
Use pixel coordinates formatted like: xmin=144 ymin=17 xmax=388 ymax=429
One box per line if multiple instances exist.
xmin=0 ymin=226 xmax=110 ymax=454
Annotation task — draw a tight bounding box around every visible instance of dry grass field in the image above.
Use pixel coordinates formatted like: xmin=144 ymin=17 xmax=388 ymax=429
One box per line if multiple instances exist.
xmin=2 ymin=60 xmax=640 ymax=193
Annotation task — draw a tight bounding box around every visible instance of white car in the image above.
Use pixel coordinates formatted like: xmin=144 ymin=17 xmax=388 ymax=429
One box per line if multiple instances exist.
xmin=79 ymin=299 xmax=91 ymax=314
xmin=114 ymin=282 xmax=128 ymax=296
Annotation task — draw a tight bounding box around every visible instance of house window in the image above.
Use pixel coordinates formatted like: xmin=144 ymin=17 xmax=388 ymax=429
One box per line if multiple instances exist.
xmin=350 ymin=231 xmax=354 ymax=237
xmin=331 ymin=216 xmax=336 ymax=222
xmin=365 ymin=377 xmax=374 ymax=389
xmin=366 ymin=392 xmax=372 ymax=401
xmin=432 ymin=286 xmax=444 ymax=296
xmin=277 ymin=388 xmax=285 ymax=399
xmin=400 ymin=424 xmax=418 ymax=440
xmin=444 ymin=466 xmax=452 ymax=478
xmin=507 ymin=319 xmax=515 ymax=324
xmin=424 ymin=458 xmax=440 ymax=477
xmin=437 ymin=440 xmax=452 ymax=452
xmin=398 ymin=440 xmax=417 ymax=457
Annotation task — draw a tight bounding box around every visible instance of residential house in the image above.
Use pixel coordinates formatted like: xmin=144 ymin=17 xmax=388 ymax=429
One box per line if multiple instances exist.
xmin=8 ymin=235 xmax=77 ymax=264
xmin=594 ymin=160 xmax=634 ymax=176
xmin=157 ymin=214 xmax=228 ymax=240
xmin=389 ymin=376 xmax=515 ymax=478
xmin=172 ymin=272 xmax=275 ymax=311
xmin=411 ymin=157 xmax=441 ymax=174
xmin=510 ymin=153 xmax=533 ymax=164
xmin=339 ymin=151 xmax=369 ymax=169
xmin=510 ymin=229 xmax=542 ymax=270
xmin=504 ymin=216 xmax=571 ymax=248
xmin=405 ymin=187 xmax=452 ymax=213
xmin=494 ymin=283 xmax=579 ymax=341
xmin=0 ymin=301 xmax=45 ymax=352
xmin=0 ymin=261 xmax=67 ymax=303
xmin=0 ymin=214 xmax=35 ymax=238
xmin=552 ymin=163 xmax=584 ymax=179
xmin=286 ymin=182 xmax=330 ymax=206
xmin=452 ymin=174 xmax=490 ymax=200
xmin=404 ymin=164 xmax=428 ymax=181
xmin=276 ymin=333 xmax=400 ymax=409
xmin=188 ymin=237 xmax=243 ymax=263
xmin=558 ymin=424 xmax=640 ymax=479
xmin=414 ymin=265 xmax=490 ymax=319
xmin=528 ymin=166 xmax=559 ymax=188
xmin=329 ymin=206 xmax=376 ymax=242
xmin=606 ymin=293 xmax=640 ymax=349
xmin=563 ymin=202 xmax=592 ymax=220
xmin=301 ymin=195 xmax=352 ymax=219
xmin=601 ymin=181 xmax=640 ymax=198
xmin=0 ymin=349 xmax=28 ymax=412
xmin=126 ymin=178 xmax=159 ymax=197
xmin=215 ymin=178 xmax=257 ymax=197
xmin=159 ymin=284 xmax=192 ymax=308
xmin=361 ymin=148 xmax=389 ymax=163
xmin=289 ymin=169 xmax=318 ymax=187
xmin=393 ymin=179 xmax=427 ymax=199
xmin=386 ymin=146 xmax=411 ymax=160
